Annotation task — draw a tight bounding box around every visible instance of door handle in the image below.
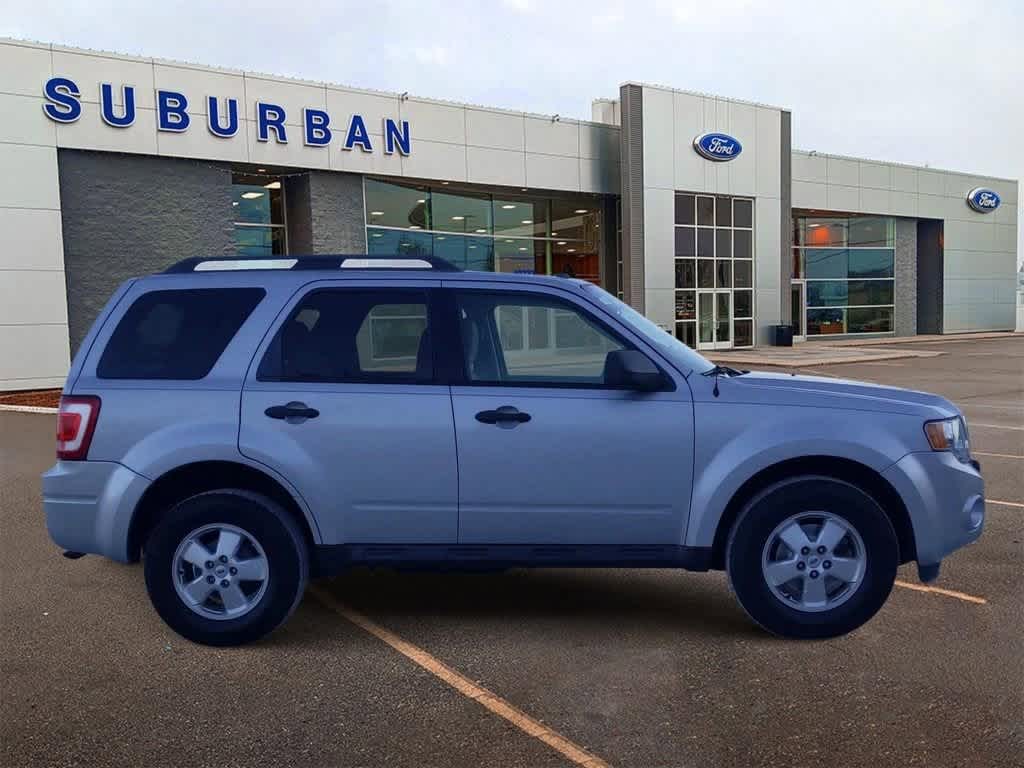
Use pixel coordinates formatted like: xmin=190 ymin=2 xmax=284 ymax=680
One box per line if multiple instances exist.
xmin=265 ymin=402 xmax=320 ymax=421
xmin=475 ymin=406 xmax=531 ymax=425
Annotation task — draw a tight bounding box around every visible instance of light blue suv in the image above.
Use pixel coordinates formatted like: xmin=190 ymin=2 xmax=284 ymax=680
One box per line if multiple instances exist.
xmin=43 ymin=255 xmax=985 ymax=646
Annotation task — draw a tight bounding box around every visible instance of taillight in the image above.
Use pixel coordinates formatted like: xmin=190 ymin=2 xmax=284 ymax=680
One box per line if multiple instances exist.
xmin=56 ymin=395 xmax=101 ymax=461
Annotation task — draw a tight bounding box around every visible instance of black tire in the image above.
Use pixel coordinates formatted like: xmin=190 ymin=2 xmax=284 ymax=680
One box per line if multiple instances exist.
xmin=143 ymin=489 xmax=309 ymax=647
xmin=726 ymin=476 xmax=898 ymax=639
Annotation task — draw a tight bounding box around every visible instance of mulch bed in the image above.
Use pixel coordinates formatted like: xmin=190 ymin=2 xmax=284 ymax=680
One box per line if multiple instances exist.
xmin=0 ymin=389 xmax=62 ymax=408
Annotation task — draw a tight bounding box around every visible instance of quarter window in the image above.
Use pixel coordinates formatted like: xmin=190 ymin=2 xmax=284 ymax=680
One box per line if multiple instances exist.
xmin=258 ymin=289 xmax=432 ymax=384
xmin=455 ymin=291 xmax=626 ymax=386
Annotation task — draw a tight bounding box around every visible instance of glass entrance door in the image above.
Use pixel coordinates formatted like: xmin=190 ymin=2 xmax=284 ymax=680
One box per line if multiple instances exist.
xmin=697 ymin=290 xmax=733 ymax=350
xmin=791 ymin=280 xmax=806 ymax=342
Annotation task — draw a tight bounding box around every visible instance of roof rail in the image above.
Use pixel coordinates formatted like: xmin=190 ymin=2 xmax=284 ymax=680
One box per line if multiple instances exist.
xmin=163 ymin=254 xmax=461 ymax=274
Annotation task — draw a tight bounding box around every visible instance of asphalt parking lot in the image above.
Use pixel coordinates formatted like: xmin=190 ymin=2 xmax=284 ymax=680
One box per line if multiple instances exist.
xmin=1 ymin=336 xmax=1021 ymax=768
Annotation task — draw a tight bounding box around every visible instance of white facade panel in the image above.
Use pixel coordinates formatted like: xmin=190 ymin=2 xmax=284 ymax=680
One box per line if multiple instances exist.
xmin=242 ymin=75 xmax=326 ymax=127
xmin=891 ymin=165 xmax=918 ymax=193
xmin=335 ymin=142 xmax=404 ymax=175
xmin=525 ymin=152 xmax=579 ymax=192
xmin=153 ymin=63 xmax=246 ymax=117
xmin=325 ymin=88 xmax=401 ymax=139
xmin=0 ymin=93 xmax=57 ymax=146
xmin=51 ymin=48 xmax=157 ymax=109
xmin=0 ymin=270 xmax=68 ymax=325
xmin=579 ymin=123 xmax=617 ymax=161
xmin=826 ymin=157 xmax=859 ymax=187
xmin=641 ymin=86 xmax=674 ymax=191
xmin=579 ymin=158 xmax=618 ymax=194
xmin=466 ymin=146 xmax=525 ymax=187
xmin=159 ymin=117 xmax=250 ymax=163
xmin=642 ymin=188 xmax=674 ymax=292
xmin=859 ymin=162 xmax=891 ymax=190
xmin=398 ymin=99 xmax=466 ymax=145
xmin=401 ymin=138 xmax=468 ymax=182
xmin=0 ymin=40 xmax=52 ymax=97
xmin=56 ymin=103 xmax=160 ymax=155
xmin=0 ymin=323 xmax=70 ymax=388
xmin=244 ymin=116 xmax=330 ymax=169
xmin=0 ymin=208 xmax=64 ymax=270
xmin=465 ymin=109 xmax=524 ymax=152
xmin=524 ymin=117 xmax=579 ymax=157
xmin=0 ymin=144 xmax=61 ymax=209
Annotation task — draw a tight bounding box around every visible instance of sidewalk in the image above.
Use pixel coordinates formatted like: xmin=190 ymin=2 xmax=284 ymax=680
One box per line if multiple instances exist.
xmin=709 ymin=331 xmax=1020 ymax=367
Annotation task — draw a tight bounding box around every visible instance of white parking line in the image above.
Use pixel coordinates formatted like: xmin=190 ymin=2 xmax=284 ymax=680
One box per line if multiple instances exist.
xmin=987 ymin=499 xmax=1024 ymax=509
xmin=894 ymin=580 xmax=987 ymax=604
xmin=968 ymin=423 xmax=1024 ymax=431
xmin=973 ymin=452 xmax=1023 ymax=460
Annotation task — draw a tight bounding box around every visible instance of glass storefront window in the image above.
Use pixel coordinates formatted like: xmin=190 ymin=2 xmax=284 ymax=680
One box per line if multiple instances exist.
xmin=733 ymin=230 xmax=752 ymax=259
xmin=675 ymin=227 xmax=696 ymax=258
xmin=716 ymin=260 xmax=731 ymax=288
xmin=697 ymin=196 xmax=715 ymax=226
xmin=233 ymin=173 xmax=286 ymax=256
xmin=675 ymin=194 xmax=696 ymax=225
xmin=675 ymin=291 xmax=696 ymax=321
xmin=697 ymin=228 xmax=714 ymax=259
xmin=364 ymin=178 xmax=605 ymax=284
xmin=364 ymin=178 xmax=430 ymax=229
xmin=733 ymin=199 xmax=753 ymax=228
xmin=734 ymin=260 xmax=752 ymax=288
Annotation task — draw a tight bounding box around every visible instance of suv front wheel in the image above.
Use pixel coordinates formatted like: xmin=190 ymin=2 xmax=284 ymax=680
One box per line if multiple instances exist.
xmin=726 ymin=476 xmax=898 ymax=639
xmin=144 ymin=489 xmax=309 ymax=646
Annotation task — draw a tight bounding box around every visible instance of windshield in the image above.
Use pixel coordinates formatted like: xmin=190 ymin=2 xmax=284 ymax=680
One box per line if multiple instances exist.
xmin=583 ymin=284 xmax=714 ymax=376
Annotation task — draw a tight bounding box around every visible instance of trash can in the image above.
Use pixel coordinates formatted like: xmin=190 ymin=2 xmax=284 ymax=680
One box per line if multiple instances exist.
xmin=771 ymin=324 xmax=794 ymax=347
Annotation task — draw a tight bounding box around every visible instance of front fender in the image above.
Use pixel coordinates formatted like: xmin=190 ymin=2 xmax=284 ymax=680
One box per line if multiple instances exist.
xmin=685 ymin=403 xmax=922 ymax=548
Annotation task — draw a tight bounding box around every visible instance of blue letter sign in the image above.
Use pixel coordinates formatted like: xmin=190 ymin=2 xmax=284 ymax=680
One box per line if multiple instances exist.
xmin=156 ymin=90 xmax=190 ymax=132
xmin=966 ymin=187 xmax=1000 ymax=213
xmin=207 ymin=97 xmax=239 ymax=138
xmin=100 ymin=83 xmax=136 ymax=127
xmin=42 ymin=77 xmax=82 ymax=123
xmin=693 ymin=132 xmax=742 ymax=162
xmin=303 ymin=108 xmax=332 ymax=146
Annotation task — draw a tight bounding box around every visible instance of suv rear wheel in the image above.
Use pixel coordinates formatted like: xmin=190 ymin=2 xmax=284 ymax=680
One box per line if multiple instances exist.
xmin=726 ymin=476 xmax=898 ymax=639
xmin=143 ymin=489 xmax=309 ymax=646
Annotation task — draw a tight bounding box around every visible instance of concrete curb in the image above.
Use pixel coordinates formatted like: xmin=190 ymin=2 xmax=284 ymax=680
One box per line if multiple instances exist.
xmin=0 ymin=404 xmax=58 ymax=414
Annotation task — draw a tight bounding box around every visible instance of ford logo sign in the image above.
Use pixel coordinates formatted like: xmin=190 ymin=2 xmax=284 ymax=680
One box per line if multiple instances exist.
xmin=966 ymin=187 xmax=1000 ymax=213
xmin=693 ymin=132 xmax=742 ymax=162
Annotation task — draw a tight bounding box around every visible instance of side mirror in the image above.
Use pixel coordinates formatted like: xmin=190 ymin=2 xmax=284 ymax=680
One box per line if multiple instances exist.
xmin=603 ymin=350 xmax=666 ymax=392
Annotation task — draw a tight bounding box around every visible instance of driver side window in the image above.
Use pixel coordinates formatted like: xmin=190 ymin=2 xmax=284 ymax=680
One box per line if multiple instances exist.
xmin=456 ymin=290 xmax=626 ymax=386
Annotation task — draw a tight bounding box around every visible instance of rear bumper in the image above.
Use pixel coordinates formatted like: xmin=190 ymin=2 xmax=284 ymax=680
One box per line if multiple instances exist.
xmin=42 ymin=460 xmax=150 ymax=562
xmin=882 ymin=451 xmax=985 ymax=568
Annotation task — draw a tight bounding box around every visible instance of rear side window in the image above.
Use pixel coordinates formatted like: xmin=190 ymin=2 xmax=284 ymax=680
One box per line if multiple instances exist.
xmin=97 ymin=288 xmax=265 ymax=380
xmin=257 ymin=288 xmax=433 ymax=384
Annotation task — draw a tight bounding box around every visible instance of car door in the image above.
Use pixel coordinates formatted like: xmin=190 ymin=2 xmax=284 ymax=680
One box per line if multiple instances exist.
xmin=238 ymin=279 xmax=458 ymax=545
xmin=446 ymin=281 xmax=694 ymax=545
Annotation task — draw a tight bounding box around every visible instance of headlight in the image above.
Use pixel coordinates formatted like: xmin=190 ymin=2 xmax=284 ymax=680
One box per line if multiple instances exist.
xmin=924 ymin=416 xmax=971 ymax=463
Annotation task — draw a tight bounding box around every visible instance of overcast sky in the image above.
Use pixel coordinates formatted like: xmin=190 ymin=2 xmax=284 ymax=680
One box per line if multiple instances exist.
xmin=3 ymin=0 xmax=1021 ymax=266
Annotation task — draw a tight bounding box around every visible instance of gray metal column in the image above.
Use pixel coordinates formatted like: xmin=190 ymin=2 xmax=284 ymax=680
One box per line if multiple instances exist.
xmin=894 ymin=218 xmax=918 ymax=336
xmin=618 ymin=84 xmax=645 ymax=312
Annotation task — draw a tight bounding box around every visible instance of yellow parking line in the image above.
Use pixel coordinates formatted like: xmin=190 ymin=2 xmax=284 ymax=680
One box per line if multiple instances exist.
xmin=970 ymin=422 xmax=1024 ymax=431
xmin=973 ymin=451 xmax=1023 ymax=460
xmin=894 ymin=580 xmax=987 ymax=604
xmin=987 ymin=498 xmax=1024 ymax=509
xmin=308 ymin=586 xmax=611 ymax=768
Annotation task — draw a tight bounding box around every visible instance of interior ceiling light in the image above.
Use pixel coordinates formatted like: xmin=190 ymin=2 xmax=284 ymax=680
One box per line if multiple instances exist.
xmin=370 ymin=211 xmax=384 ymax=216
xmin=416 ymin=198 xmax=426 ymax=204
xmin=501 ymin=204 xmax=516 ymax=210
xmin=263 ymin=181 xmax=281 ymax=189
xmin=518 ymin=247 xmax=527 ymax=251
xmin=521 ymin=220 xmax=532 ymax=224
xmin=257 ymin=168 xmax=267 ymax=172
xmin=557 ymin=241 xmax=567 ymax=245
xmin=568 ymin=248 xmax=576 ymax=253
xmin=241 ymin=192 xmax=264 ymax=199
xmin=551 ymin=232 xmax=558 ymax=236
xmin=371 ymin=233 xmax=382 ymax=238
xmin=574 ymin=209 xmax=588 ymax=214
xmin=505 ymin=239 xmax=514 ymax=243
xmin=475 ymin=228 xmax=487 ymax=233
xmin=451 ymin=215 xmax=465 ymax=221
xmin=409 ymin=225 xmax=421 ymax=229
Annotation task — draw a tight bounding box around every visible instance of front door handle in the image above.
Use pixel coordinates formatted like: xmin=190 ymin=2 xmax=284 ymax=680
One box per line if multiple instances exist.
xmin=475 ymin=406 xmax=531 ymax=425
xmin=265 ymin=402 xmax=320 ymax=421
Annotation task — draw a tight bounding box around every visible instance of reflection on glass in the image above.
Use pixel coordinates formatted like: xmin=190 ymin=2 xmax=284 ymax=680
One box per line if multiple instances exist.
xmin=807 ymin=308 xmax=845 ymax=335
xmin=697 ymin=260 xmax=714 ymax=288
xmin=734 ymin=260 xmax=752 ymax=288
xmin=698 ymin=293 xmax=714 ymax=343
xmin=734 ymin=319 xmax=753 ymax=347
xmin=675 ymin=194 xmax=695 ymax=225
xmin=733 ymin=229 xmax=752 ymax=259
xmin=495 ymin=238 xmax=543 ymax=274
xmin=675 ymin=322 xmax=696 ymax=348
xmin=716 ymin=260 xmax=731 ymax=288
xmin=675 ymin=291 xmax=696 ymax=320
xmin=697 ymin=196 xmax=714 ymax=226
xmin=433 ymin=189 xmax=492 ymax=234
xmin=715 ymin=293 xmax=731 ymax=342
xmin=675 ymin=227 xmax=696 ymax=258
xmin=734 ymin=290 xmax=753 ymax=318
xmin=733 ymin=199 xmax=753 ymax=228
xmin=364 ymin=178 xmax=430 ymax=229
xmin=697 ymin=228 xmax=714 ymax=259
xmin=235 ymin=226 xmax=285 ymax=257
xmin=804 ymin=249 xmax=894 ymax=279
xmin=716 ymin=197 xmax=731 ymax=227
xmin=675 ymin=259 xmax=696 ymax=289
xmin=494 ymin=196 xmax=547 ymax=237
xmin=716 ymin=229 xmax=731 ymax=259
xmin=848 ymin=307 xmax=893 ymax=333
xmin=433 ymin=234 xmax=495 ymax=271
xmin=367 ymin=228 xmax=433 ymax=258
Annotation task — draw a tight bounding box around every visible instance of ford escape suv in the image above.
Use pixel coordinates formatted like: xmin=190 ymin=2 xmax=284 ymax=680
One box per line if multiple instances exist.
xmin=43 ymin=255 xmax=985 ymax=646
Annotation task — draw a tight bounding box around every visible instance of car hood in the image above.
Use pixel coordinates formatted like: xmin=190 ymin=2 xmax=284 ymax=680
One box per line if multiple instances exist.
xmin=718 ymin=370 xmax=960 ymax=419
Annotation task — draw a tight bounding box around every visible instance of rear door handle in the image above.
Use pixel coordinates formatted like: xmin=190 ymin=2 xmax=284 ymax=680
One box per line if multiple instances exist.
xmin=265 ymin=402 xmax=320 ymax=421
xmin=475 ymin=406 xmax=531 ymax=425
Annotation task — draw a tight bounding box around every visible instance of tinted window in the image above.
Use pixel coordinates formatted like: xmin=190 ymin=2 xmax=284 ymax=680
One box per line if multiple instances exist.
xmin=97 ymin=288 xmax=264 ymax=380
xmin=456 ymin=291 xmax=626 ymax=386
xmin=258 ymin=289 xmax=432 ymax=384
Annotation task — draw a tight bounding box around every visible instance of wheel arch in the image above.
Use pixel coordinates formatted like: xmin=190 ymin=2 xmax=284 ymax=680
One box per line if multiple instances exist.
xmin=710 ymin=456 xmax=916 ymax=570
xmin=127 ymin=460 xmax=319 ymax=562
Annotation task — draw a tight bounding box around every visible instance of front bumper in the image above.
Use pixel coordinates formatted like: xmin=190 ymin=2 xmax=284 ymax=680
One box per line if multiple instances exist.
xmin=42 ymin=460 xmax=151 ymax=562
xmin=882 ymin=450 xmax=985 ymax=568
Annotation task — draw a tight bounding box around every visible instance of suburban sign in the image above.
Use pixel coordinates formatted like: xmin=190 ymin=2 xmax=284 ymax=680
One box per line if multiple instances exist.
xmin=966 ymin=187 xmax=1001 ymax=213
xmin=41 ymin=76 xmax=412 ymax=155
xmin=693 ymin=132 xmax=742 ymax=162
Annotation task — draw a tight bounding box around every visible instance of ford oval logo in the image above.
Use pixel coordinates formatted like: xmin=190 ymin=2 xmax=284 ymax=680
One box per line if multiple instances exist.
xmin=966 ymin=187 xmax=1000 ymax=213
xmin=693 ymin=132 xmax=742 ymax=162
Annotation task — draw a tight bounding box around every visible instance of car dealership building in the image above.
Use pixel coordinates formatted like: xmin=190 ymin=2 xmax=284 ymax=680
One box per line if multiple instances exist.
xmin=0 ymin=37 xmax=1019 ymax=390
